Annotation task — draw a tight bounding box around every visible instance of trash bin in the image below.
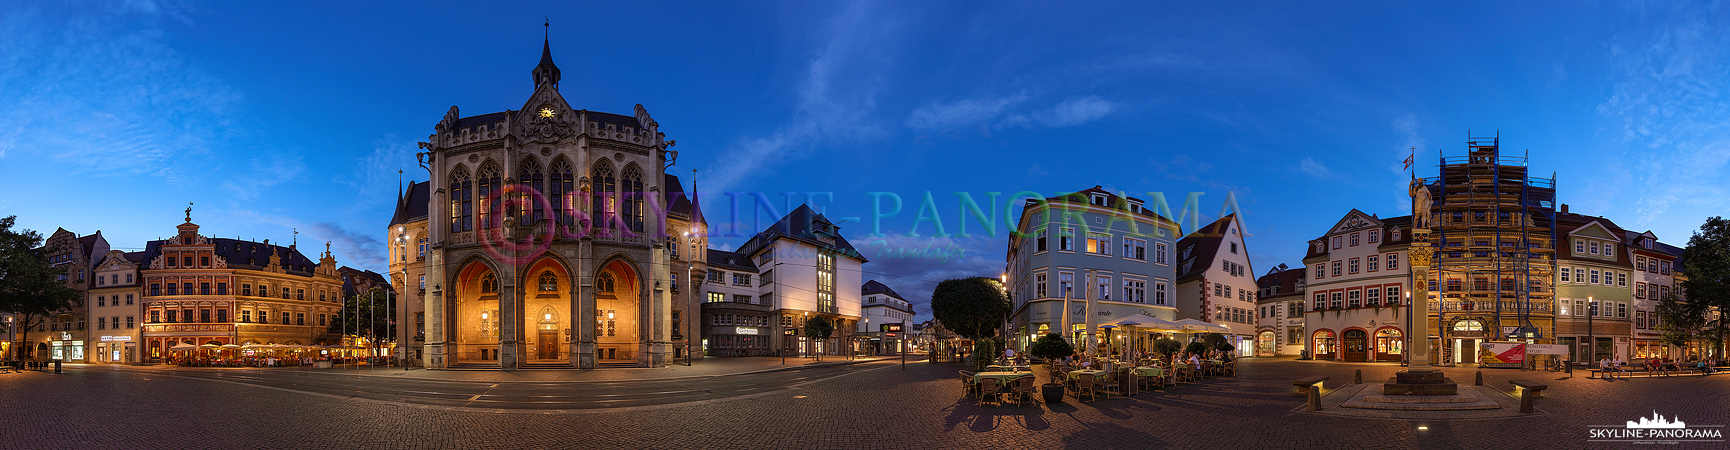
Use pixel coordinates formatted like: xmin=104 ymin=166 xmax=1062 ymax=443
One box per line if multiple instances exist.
xmin=53 ymin=359 xmax=62 ymax=374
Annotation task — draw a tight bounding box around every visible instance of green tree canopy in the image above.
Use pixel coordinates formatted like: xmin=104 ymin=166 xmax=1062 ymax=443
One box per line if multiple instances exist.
xmin=1680 ymin=216 xmax=1730 ymax=350
xmin=803 ymin=316 xmax=833 ymax=340
xmin=1028 ymin=333 xmax=1073 ymax=360
xmin=0 ymin=216 xmax=78 ymax=358
xmin=928 ymin=277 xmax=1010 ymax=340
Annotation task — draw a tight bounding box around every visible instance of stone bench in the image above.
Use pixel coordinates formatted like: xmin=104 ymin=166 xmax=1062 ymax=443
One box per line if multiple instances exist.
xmin=1508 ymin=379 xmax=1547 ymax=413
xmin=1292 ymin=375 xmax=1327 ymax=394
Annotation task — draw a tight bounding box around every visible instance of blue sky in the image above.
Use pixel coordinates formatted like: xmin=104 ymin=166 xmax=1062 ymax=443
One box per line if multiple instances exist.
xmin=3 ymin=1 xmax=1728 ymax=320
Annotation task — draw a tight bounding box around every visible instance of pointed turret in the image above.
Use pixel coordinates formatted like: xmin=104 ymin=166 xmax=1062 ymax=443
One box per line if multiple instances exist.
xmin=532 ymin=37 xmax=561 ymax=88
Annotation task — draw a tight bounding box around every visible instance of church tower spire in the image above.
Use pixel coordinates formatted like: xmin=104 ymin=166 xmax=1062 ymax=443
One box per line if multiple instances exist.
xmin=533 ymin=19 xmax=561 ymax=88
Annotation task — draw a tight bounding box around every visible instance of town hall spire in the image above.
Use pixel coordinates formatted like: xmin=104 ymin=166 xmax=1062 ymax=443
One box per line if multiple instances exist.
xmin=533 ymin=19 xmax=561 ymax=88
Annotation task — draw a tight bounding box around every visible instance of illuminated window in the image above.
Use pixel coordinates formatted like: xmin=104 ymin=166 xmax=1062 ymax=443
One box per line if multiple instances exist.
xmin=539 ymin=271 xmax=558 ymax=292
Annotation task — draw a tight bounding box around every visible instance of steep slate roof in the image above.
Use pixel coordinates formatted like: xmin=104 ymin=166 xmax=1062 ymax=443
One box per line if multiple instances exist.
xmin=735 ymin=204 xmax=867 ymax=262
xmin=862 ymin=279 xmax=906 ymax=300
xmin=123 ymin=251 xmax=149 ymax=264
xmin=139 ymin=238 xmax=321 ymax=277
xmin=449 ymin=111 xmax=509 ymax=134
xmin=706 ymin=248 xmax=758 ymax=272
xmin=1033 ymin=185 xmax=1179 ymax=223
xmin=389 ymin=181 xmax=431 ymax=227
xmin=663 ymin=173 xmax=702 ymax=223
xmin=1658 ymin=241 xmax=1687 ymax=271
xmin=1255 ymin=267 xmax=1306 ymax=294
xmin=1175 ymin=214 xmax=1236 ymax=281
xmin=78 ymin=233 xmax=101 ymax=256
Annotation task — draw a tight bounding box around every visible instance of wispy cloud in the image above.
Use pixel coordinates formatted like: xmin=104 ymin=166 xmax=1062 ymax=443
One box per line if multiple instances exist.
xmin=703 ymin=2 xmax=896 ymax=194
xmin=1597 ymin=4 xmax=1730 ymax=231
xmin=0 ymin=3 xmax=238 ymax=182
xmin=910 ymin=94 xmax=1117 ymax=131
xmin=221 ymin=153 xmax=306 ymax=201
xmin=1298 ymin=157 xmax=1338 ymax=179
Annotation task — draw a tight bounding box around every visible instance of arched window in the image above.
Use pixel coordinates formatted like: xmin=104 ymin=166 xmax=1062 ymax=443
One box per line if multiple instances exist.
xmin=591 ymin=160 xmax=614 ymax=228
xmin=1313 ymin=330 xmax=1336 ymax=355
xmin=476 ymin=163 xmax=501 ymax=229
xmin=538 ymin=270 xmax=558 ymax=292
xmin=549 ymin=157 xmax=574 ymax=225
xmin=481 ymin=273 xmax=498 ymax=294
xmin=518 ymin=158 xmax=543 ymax=223
xmin=1375 ymin=329 xmax=1403 ymax=355
xmin=623 ymin=165 xmax=644 ymax=232
xmin=449 ymin=166 xmax=472 ymax=232
xmin=596 ymin=272 xmax=615 ymax=294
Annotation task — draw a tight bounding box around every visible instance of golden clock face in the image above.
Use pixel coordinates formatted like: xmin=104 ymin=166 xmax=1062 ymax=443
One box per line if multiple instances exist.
xmin=539 ymin=107 xmax=556 ymax=118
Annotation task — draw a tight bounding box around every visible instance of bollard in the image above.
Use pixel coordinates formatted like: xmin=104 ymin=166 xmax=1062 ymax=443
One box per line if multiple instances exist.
xmin=54 ymin=359 xmax=62 ymax=374
xmin=1355 ymin=369 xmax=1362 ymax=384
xmin=1519 ymin=390 xmax=1535 ymax=414
xmin=1475 ymin=371 xmax=1483 ymax=386
xmin=1306 ymin=385 xmax=1322 ymax=411
xmin=1565 ymin=360 xmax=1572 ymax=377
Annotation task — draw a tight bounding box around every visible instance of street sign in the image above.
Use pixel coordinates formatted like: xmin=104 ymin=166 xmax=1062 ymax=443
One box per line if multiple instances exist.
xmin=881 ymin=323 xmax=903 ymax=333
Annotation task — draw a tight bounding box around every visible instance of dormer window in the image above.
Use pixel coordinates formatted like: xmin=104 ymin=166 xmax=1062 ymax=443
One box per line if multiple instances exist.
xmin=1091 ymin=194 xmax=1107 ymax=206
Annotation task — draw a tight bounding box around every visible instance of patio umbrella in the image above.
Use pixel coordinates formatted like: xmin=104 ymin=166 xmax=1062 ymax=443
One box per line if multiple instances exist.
xmin=168 ymin=343 xmax=197 ymax=351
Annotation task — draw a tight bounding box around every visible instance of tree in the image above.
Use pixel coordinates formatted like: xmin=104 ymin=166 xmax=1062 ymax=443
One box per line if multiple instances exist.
xmin=1655 ymin=290 xmax=1705 ymax=349
xmin=1028 ymin=333 xmax=1074 ymax=363
xmin=803 ymin=316 xmax=833 ymax=362
xmin=929 ymin=277 xmax=1011 ymax=371
xmin=0 ymin=216 xmax=78 ymax=360
xmin=1153 ymin=338 xmax=1182 ymax=358
xmin=1682 ymin=216 xmax=1730 ymax=358
xmin=330 ymin=286 xmax=395 ymax=360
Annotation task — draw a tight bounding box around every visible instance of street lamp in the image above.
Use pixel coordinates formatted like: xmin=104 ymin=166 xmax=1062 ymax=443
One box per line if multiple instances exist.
xmin=1587 ymin=295 xmax=1595 ymax=364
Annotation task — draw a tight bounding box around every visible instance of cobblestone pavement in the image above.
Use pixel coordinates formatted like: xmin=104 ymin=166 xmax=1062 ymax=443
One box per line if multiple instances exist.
xmin=3 ymin=356 xmax=1726 ymax=449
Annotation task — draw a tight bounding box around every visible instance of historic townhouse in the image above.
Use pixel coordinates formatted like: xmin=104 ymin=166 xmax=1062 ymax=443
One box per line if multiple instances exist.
xmin=859 ymin=280 xmax=914 ymax=355
xmin=1416 ymin=135 xmax=1558 ymax=366
xmin=1176 ymin=214 xmax=1257 ymax=356
xmin=1254 ymin=266 xmax=1306 ymax=356
xmin=89 ymin=250 xmax=146 ymax=363
xmin=1005 ymin=187 xmax=1182 ymax=354
xmin=33 ymin=228 xmax=108 ymax=362
xmin=138 ymin=212 xmax=345 ymax=362
xmin=414 ymin=36 xmax=701 ymax=369
xmin=723 ymin=204 xmax=866 ymax=357
xmin=1300 ymin=211 xmax=1412 ymax=362
xmin=1553 ymin=209 xmax=1634 ymax=362
xmin=1625 ymin=230 xmax=1685 ymax=359
xmin=700 ymin=248 xmax=766 ymax=356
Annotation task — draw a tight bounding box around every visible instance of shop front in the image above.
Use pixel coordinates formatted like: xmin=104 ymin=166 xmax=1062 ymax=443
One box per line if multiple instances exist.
xmin=48 ymin=332 xmax=85 ymax=362
xmin=705 ymin=325 xmax=770 ymax=357
xmin=94 ymin=335 xmax=137 ymax=364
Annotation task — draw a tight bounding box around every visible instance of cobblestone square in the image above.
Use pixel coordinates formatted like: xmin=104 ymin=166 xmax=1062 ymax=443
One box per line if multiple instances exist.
xmin=4 ymin=357 xmax=1727 ymax=449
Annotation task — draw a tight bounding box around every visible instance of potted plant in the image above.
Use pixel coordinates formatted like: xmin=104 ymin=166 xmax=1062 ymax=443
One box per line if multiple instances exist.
xmin=1028 ymin=333 xmax=1074 ymax=403
xmin=1153 ymin=338 xmax=1182 ymax=360
xmin=1185 ymin=340 xmax=1211 ymax=355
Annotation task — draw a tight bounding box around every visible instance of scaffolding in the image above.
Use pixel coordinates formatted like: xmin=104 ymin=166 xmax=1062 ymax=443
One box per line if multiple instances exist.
xmin=1420 ymin=132 xmax=1558 ymax=364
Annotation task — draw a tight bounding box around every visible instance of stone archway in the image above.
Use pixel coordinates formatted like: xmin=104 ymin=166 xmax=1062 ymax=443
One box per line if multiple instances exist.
xmin=452 ymin=258 xmax=502 ymax=364
xmin=594 ymin=258 xmax=641 ymax=362
xmin=522 ymin=256 xmax=571 ymax=362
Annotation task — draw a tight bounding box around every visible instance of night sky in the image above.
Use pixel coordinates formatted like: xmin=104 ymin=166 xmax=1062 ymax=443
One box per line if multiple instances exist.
xmin=4 ymin=1 xmax=1727 ymax=320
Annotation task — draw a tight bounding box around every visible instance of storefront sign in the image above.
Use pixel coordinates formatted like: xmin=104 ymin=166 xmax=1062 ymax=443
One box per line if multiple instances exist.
xmin=100 ymin=335 xmax=132 ymax=342
xmin=735 ymin=327 xmax=759 ymax=335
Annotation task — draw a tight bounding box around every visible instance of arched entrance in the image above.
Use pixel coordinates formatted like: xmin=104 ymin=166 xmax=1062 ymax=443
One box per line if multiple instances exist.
xmin=1256 ymin=331 xmax=1276 ymax=357
xmin=453 ymin=259 xmax=502 ymax=364
xmin=522 ymin=256 xmax=570 ymax=362
xmin=1312 ymin=330 xmax=1336 ymax=360
xmin=1374 ymin=328 xmax=1403 ymax=361
xmin=594 ymin=258 xmax=641 ymax=362
xmin=1342 ymin=329 xmax=1368 ymax=362
xmin=1451 ymin=319 xmax=1484 ymax=365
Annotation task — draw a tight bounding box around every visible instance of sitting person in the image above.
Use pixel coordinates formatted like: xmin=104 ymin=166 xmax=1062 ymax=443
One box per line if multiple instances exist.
xmin=1599 ymin=358 xmax=1616 ymax=379
xmin=1188 ymin=353 xmax=1202 ymax=371
xmin=1697 ymin=360 xmax=1714 ymax=375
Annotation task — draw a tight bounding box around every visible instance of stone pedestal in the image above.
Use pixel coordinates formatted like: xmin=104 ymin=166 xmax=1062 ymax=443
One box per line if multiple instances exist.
xmin=1383 ymin=369 xmax=1457 ymax=396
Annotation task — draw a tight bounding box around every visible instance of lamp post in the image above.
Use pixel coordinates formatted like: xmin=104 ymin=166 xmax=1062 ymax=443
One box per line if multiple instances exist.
xmin=1587 ymin=295 xmax=1595 ymax=364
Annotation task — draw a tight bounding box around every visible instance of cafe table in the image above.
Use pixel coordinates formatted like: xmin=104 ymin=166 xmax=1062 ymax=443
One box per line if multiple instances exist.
xmin=987 ymin=365 xmax=1031 ymax=373
xmin=1067 ymin=369 xmax=1107 ymax=380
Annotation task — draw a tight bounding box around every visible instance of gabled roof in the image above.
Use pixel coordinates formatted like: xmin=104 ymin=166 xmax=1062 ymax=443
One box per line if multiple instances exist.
xmin=862 ymin=279 xmax=905 ymax=300
xmin=706 ymin=248 xmax=758 ymax=272
xmin=1255 ymin=267 xmax=1306 ymax=298
xmin=735 ymin=204 xmax=866 ymax=262
xmin=1175 ymin=214 xmax=1236 ymax=281
xmin=389 ymin=181 xmax=431 ymax=227
xmin=663 ymin=173 xmax=703 ymax=223
xmin=1028 ymin=185 xmax=1179 ymax=223
xmin=1556 ymin=212 xmax=1631 ymax=265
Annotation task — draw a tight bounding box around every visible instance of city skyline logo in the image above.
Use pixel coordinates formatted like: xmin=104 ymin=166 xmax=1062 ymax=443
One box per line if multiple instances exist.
xmin=1588 ymin=411 xmax=1723 ymax=444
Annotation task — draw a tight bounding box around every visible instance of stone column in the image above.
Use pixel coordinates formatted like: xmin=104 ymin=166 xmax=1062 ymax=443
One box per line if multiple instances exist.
xmin=647 ymin=245 xmax=670 ymax=367
xmin=425 ymin=248 xmax=447 ymax=369
xmin=1409 ymin=228 xmax=1435 ymax=366
xmin=576 ymin=238 xmax=596 ymax=369
xmin=498 ymin=261 xmax=520 ymax=371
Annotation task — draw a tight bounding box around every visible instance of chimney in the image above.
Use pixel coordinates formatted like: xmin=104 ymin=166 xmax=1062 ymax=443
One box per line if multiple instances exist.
xmin=1561 ymin=204 xmax=1569 ymax=214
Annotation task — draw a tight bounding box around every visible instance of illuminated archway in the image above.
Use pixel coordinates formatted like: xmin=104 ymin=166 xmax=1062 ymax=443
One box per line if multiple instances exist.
xmin=453 ymin=258 xmax=501 ymax=364
xmin=522 ymin=256 xmax=571 ymax=361
xmin=594 ymin=257 xmax=641 ymax=362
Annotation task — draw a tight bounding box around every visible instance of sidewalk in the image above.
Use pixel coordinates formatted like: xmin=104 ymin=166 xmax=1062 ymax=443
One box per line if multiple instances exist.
xmin=91 ymin=355 xmax=906 ymax=382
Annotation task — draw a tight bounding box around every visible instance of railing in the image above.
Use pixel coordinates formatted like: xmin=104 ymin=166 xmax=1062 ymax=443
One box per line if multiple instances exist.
xmin=1434 ymin=301 xmax=1553 ymax=314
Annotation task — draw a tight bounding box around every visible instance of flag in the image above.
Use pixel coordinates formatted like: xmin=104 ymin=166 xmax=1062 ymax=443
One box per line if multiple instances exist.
xmin=1402 ymin=154 xmax=1414 ymax=171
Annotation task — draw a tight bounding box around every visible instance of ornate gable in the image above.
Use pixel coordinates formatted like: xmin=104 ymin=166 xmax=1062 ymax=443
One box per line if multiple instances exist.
xmin=515 ymin=84 xmax=576 ymax=144
xmin=1327 ymin=209 xmax=1383 ymax=235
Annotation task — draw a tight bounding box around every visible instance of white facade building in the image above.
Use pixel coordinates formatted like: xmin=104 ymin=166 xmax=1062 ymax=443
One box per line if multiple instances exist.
xmin=1175 ymin=214 xmax=1256 ymax=356
xmin=1300 ymin=210 xmax=1411 ymax=362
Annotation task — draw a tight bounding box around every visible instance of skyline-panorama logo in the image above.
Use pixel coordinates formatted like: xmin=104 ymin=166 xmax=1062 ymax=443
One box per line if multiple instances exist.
xmin=1589 ymin=411 xmax=1724 ymax=445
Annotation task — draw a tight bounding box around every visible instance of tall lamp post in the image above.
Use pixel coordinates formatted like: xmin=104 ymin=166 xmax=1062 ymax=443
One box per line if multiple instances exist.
xmin=1587 ymin=295 xmax=1595 ymax=364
